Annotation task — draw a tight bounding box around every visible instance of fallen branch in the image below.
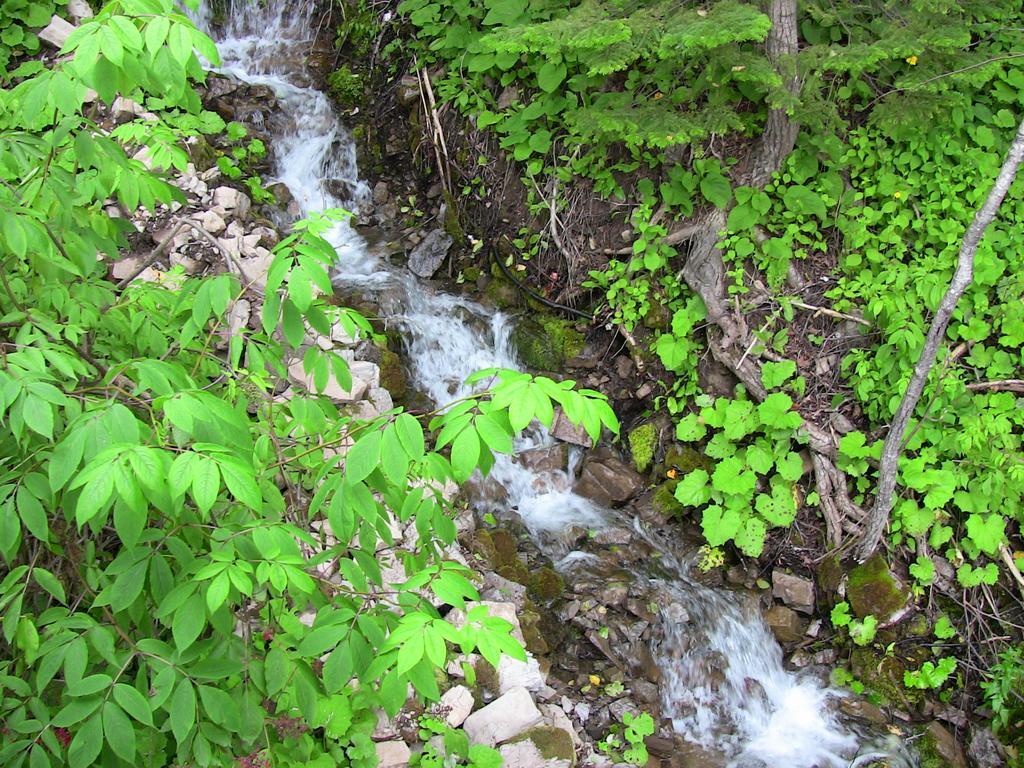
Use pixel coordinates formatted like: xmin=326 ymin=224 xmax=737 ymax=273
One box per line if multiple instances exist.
xmin=116 ymin=220 xmax=187 ymax=289
xmin=789 ymin=299 xmax=871 ymax=328
xmin=966 ymin=379 xmax=1024 ymax=393
xmin=857 ymin=117 xmax=1024 ymax=561
xmin=998 ymin=543 xmax=1024 ymax=600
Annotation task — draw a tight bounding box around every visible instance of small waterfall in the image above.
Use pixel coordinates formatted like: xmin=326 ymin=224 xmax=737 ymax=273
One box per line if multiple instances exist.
xmin=193 ymin=4 xmax=898 ymax=765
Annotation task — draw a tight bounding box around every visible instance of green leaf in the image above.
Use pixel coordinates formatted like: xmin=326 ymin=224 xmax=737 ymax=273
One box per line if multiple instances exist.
xmin=16 ymin=486 xmax=48 ymax=541
xmin=674 ymin=413 xmax=706 ymax=442
xmin=783 ymin=185 xmax=826 ymax=219
xmin=776 ymin=452 xmax=804 ymax=482
xmin=761 ymin=360 xmax=797 ymax=389
xmin=965 ymin=514 xmax=1005 ymax=556
xmin=395 ymin=413 xmax=425 ymax=460
xmin=113 ymin=683 xmax=153 ymax=726
xmin=191 ymin=457 xmax=220 ymax=515
xmin=68 ymin=712 xmax=103 ymax=768
xmin=346 ymin=428 xmax=382 ymax=484
xmin=450 ymin=427 xmax=480 ymax=482
xmin=172 ymin=593 xmax=206 ymax=652
xmin=537 ymin=62 xmax=566 ymax=92
xmin=102 ymin=701 xmax=135 ymax=762
xmin=699 ymin=173 xmax=731 ymax=208
xmin=757 ymin=392 xmax=801 ymax=428
xmin=169 ymin=678 xmax=196 ymax=744
xmin=674 ymin=469 xmax=711 ymax=506
xmin=298 ymin=624 xmax=348 ymax=656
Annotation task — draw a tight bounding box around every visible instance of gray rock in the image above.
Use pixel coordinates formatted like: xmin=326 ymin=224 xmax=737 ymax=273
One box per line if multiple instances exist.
xmin=550 ymin=408 xmax=592 ymax=447
xmin=374 ymin=740 xmax=410 ymax=768
xmin=764 ymin=605 xmax=804 ymax=645
xmin=517 ymin=444 xmax=568 ymax=473
xmin=463 ymin=686 xmax=544 ymax=746
xmin=924 ymin=722 xmax=967 ymax=768
xmin=408 ymin=229 xmax=453 ymax=278
xmin=967 ymin=726 xmax=1006 ymax=768
xmin=373 ymin=181 xmax=390 ymax=205
xmin=572 ymin=450 xmax=643 ymax=507
xmin=771 ymin=570 xmax=816 ymax=615
xmin=39 ymin=15 xmax=74 ymax=48
xmin=498 ymin=739 xmax=571 ymax=768
xmin=436 ymin=685 xmax=474 ymax=728
xmin=212 ymin=186 xmax=251 ymax=219
xmin=193 ymin=209 xmax=226 ymax=236
xmin=496 ymin=654 xmax=546 ymax=695
xmin=67 ymin=0 xmax=92 ymax=20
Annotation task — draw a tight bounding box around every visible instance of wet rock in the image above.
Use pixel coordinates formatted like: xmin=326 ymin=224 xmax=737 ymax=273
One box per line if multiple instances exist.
xmin=838 ymin=697 xmax=888 ymax=726
xmin=373 ymin=181 xmax=390 ymax=205
xmin=763 ymin=605 xmax=804 ymax=644
xmin=375 ymin=740 xmax=410 ymax=768
xmin=550 ymin=408 xmax=593 ymax=447
xmin=40 ymin=15 xmax=74 ymax=47
xmin=594 ymin=583 xmax=628 ymax=608
xmin=517 ymin=444 xmax=569 ymax=473
xmin=847 ymin=554 xmax=913 ymax=625
xmin=573 ymin=450 xmax=643 ymax=507
xmin=513 ymin=316 xmax=584 ymax=372
xmin=436 ymin=685 xmax=474 ymax=728
xmin=771 ymin=570 xmax=815 ymax=615
xmin=919 ymin=722 xmax=967 ymax=768
xmin=408 ymin=229 xmax=453 ymax=278
xmin=591 ymin=528 xmax=632 ymax=547
xmin=967 ymin=726 xmax=1007 ymax=768
xmin=463 ymin=686 xmax=544 ymax=746
xmin=662 ymin=602 xmax=689 ymax=625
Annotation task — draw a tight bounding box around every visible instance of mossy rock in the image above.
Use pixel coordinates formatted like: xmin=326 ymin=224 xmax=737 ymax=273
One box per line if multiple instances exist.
xmin=509 ymin=726 xmax=576 ymax=766
xmin=816 ymin=554 xmax=844 ymax=597
xmin=326 ymin=65 xmax=364 ymax=108
xmin=472 ymin=529 xmax=499 ymax=566
xmin=916 ymin=722 xmax=968 ymax=768
xmin=379 ymin=348 xmax=409 ymax=400
xmin=652 ymin=481 xmax=687 ymax=518
xmin=512 ymin=315 xmax=584 ymax=371
xmin=483 ymin=276 xmax=520 ymax=309
xmin=527 ymin=566 xmax=564 ymax=602
xmin=850 ymin=647 xmax=923 ymax=708
xmin=518 ymin=604 xmax=550 ymax=655
xmin=662 ymin=445 xmax=713 ymax=474
xmin=628 ymin=422 xmax=658 ymax=474
xmin=847 ymin=554 xmax=911 ymax=623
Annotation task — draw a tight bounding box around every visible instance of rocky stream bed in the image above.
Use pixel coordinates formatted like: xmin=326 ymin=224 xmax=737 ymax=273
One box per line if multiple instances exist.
xmin=37 ymin=0 xmax=1010 ymax=765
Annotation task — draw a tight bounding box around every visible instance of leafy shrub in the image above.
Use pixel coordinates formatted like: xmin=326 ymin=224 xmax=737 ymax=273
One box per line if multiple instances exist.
xmin=672 ymin=389 xmax=804 ymax=557
xmin=0 ymin=3 xmax=619 ymax=767
xmin=0 ymin=0 xmax=55 ymax=74
xmin=326 ymin=64 xmax=364 ymax=108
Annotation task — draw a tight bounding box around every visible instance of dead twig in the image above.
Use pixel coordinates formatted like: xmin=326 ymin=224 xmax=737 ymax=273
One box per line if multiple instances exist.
xmin=966 ymin=379 xmax=1024 ymax=393
xmin=789 ymin=299 xmax=870 ymax=327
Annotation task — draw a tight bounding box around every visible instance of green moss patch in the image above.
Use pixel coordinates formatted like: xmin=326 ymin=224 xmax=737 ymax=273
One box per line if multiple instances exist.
xmin=512 ymin=315 xmax=584 ymax=371
xmin=628 ymin=422 xmax=657 ymax=473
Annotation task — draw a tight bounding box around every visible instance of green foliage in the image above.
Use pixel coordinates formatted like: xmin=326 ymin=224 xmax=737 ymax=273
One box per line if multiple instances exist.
xmin=982 ymin=645 xmax=1024 ymax=753
xmin=0 ymin=5 xmax=621 ymax=767
xmin=413 ymin=716 xmax=502 ymax=768
xmin=627 ymin=422 xmax=656 ymax=473
xmin=326 ymin=65 xmax=364 ymax=109
xmin=904 ymin=658 xmax=958 ymax=691
xmin=597 ymin=711 xmax=654 ymax=766
xmin=830 ymin=601 xmax=877 ymax=647
xmin=673 ymin=392 xmax=804 ymax=557
xmin=0 ymin=0 xmax=55 ymax=74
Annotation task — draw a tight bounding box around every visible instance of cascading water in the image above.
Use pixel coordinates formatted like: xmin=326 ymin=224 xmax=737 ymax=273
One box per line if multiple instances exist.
xmin=194 ymin=4 xmax=905 ymax=765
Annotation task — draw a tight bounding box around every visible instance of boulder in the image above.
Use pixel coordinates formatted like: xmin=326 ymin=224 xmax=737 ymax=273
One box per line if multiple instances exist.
xmin=967 ymin=727 xmax=1007 ymax=768
xmin=847 ymin=554 xmax=912 ymax=626
xmin=236 ymin=250 xmax=275 ymax=291
xmin=764 ymin=605 xmax=804 ymax=644
xmin=372 ymin=181 xmax=390 ymax=205
xmin=572 ymin=450 xmax=643 ymax=507
xmin=39 ymin=15 xmax=75 ymax=48
xmin=496 ymin=654 xmax=546 ymax=695
xmin=550 ymin=408 xmax=592 ymax=447
xmin=287 ymin=359 xmax=373 ymax=402
xmin=436 ymin=685 xmax=474 ymax=728
xmin=517 ymin=444 xmax=568 ymax=473
xmin=374 ymin=740 xmax=410 ymax=768
xmin=500 ymin=727 xmax=575 ymax=768
xmin=193 ymin=209 xmax=226 ymax=236
xmin=407 ymin=229 xmax=453 ymax=278
xmin=920 ymin=722 xmax=967 ymax=768
xmin=463 ymin=686 xmax=544 ymax=747
xmin=771 ymin=570 xmax=815 ymax=615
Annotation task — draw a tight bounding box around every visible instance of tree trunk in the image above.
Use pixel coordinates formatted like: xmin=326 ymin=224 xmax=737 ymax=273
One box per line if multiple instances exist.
xmin=855 ymin=118 xmax=1024 ymax=561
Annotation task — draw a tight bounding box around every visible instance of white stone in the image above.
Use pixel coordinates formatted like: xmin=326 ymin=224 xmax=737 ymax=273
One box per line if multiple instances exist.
xmin=67 ymin=0 xmax=92 ymax=20
xmin=194 ymin=209 xmax=226 ymax=236
xmin=227 ymin=299 xmax=251 ymax=339
xmin=463 ymin=686 xmax=543 ymax=747
xmin=369 ymin=387 xmax=394 ymax=413
xmin=212 ymin=186 xmax=251 ymax=218
xmin=540 ymin=704 xmax=581 ymax=749
xmin=497 ymin=654 xmax=546 ymax=695
xmin=374 ymin=740 xmax=410 ymax=768
xmin=111 ymin=97 xmax=144 ymax=122
xmin=39 ymin=15 xmax=74 ymax=48
xmin=498 ymin=740 xmax=571 ymax=768
xmin=226 ymin=219 xmax=246 ymax=238
xmin=436 ymin=685 xmax=474 ymax=728
xmin=236 ymin=250 xmax=275 ymax=291
xmin=331 ymin=321 xmax=361 ymax=345
xmin=351 ymin=360 xmax=381 ymax=390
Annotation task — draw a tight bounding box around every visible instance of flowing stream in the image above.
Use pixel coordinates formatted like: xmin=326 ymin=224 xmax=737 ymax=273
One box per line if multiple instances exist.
xmin=194 ymin=3 xmax=902 ymax=765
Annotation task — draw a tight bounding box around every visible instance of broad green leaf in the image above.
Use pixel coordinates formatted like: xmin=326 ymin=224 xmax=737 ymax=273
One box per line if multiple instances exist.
xmin=102 ymin=701 xmax=135 ymax=762
xmin=113 ymin=683 xmax=153 ymax=726
xmin=169 ymin=678 xmax=196 ymax=743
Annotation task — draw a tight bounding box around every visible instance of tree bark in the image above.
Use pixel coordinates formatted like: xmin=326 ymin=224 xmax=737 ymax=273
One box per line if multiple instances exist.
xmin=855 ymin=118 xmax=1024 ymax=561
